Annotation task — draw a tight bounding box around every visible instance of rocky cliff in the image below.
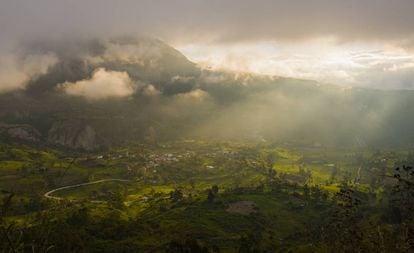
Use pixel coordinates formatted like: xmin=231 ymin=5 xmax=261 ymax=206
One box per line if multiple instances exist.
xmin=47 ymin=120 xmax=98 ymax=150
xmin=0 ymin=123 xmax=41 ymax=142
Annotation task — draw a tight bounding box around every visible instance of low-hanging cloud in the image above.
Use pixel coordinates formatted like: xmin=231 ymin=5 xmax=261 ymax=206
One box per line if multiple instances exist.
xmin=86 ymin=37 xmax=174 ymax=66
xmin=2 ymin=1 xmax=414 ymax=92
xmin=142 ymin=84 xmax=161 ymax=97
xmin=180 ymin=40 xmax=414 ymax=89
xmin=59 ymin=68 xmax=136 ymax=100
xmin=175 ymin=89 xmax=210 ymax=101
xmin=0 ymin=53 xmax=57 ymax=93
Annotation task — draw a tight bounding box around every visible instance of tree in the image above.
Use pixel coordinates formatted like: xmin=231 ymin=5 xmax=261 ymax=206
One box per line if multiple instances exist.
xmin=170 ymin=189 xmax=183 ymax=202
xmin=389 ymin=165 xmax=414 ymax=251
xmin=0 ymin=192 xmax=54 ymax=253
xmin=207 ymin=189 xmax=215 ymax=204
xmin=207 ymin=185 xmax=219 ymax=204
xmin=238 ymin=233 xmax=263 ymax=253
xmin=268 ymin=168 xmax=277 ymax=179
xmin=166 ymin=239 xmax=210 ymax=253
xmin=67 ymin=207 xmax=89 ymax=226
xmin=310 ymin=186 xmax=328 ymax=203
xmin=211 ymin=185 xmax=219 ymax=195
xmin=266 ymin=152 xmax=278 ymax=168
xmin=0 ymin=192 xmax=22 ymax=253
xmin=303 ymin=184 xmax=310 ymax=200
xmin=323 ymin=188 xmax=365 ymax=253
xmin=330 ymin=166 xmax=339 ymax=183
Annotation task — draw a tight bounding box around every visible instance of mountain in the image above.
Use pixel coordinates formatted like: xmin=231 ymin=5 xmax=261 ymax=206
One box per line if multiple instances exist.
xmin=1 ymin=37 xmax=414 ymax=150
xmin=24 ymin=37 xmax=200 ymax=96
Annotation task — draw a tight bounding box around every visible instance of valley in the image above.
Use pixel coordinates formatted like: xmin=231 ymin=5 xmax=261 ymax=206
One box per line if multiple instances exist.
xmin=1 ymin=140 xmax=412 ymax=252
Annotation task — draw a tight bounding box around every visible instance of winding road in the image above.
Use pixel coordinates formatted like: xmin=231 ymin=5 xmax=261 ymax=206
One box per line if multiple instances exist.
xmin=43 ymin=179 xmax=131 ymax=200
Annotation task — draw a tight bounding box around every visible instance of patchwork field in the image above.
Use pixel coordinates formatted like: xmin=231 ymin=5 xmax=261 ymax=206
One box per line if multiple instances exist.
xmin=0 ymin=141 xmax=412 ymax=252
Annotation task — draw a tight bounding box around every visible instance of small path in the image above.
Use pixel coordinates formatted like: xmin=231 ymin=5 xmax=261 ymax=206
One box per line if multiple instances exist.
xmin=43 ymin=179 xmax=131 ymax=200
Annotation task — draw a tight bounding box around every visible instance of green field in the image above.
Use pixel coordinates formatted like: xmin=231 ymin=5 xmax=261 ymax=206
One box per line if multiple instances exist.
xmin=0 ymin=141 xmax=413 ymax=252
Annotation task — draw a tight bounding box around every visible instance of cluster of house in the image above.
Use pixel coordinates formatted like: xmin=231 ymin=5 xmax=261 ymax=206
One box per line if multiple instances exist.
xmin=146 ymin=151 xmax=194 ymax=167
xmin=92 ymin=145 xmax=244 ymax=178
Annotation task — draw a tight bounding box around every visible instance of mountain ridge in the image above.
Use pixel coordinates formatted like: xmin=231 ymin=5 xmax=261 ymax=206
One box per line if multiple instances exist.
xmin=1 ymin=37 xmax=414 ymax=150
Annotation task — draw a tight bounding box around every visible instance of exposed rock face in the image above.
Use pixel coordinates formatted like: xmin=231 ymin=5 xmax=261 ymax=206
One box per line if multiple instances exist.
xmin=47 ymin=120 xmax=98 ymax=150
xmin=0 ymin=123 xmax=41 ymax=142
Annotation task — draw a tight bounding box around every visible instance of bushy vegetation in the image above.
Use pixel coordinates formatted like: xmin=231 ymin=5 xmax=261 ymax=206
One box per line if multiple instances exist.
xmin=0 ymin=141 xmax=413 ymax=252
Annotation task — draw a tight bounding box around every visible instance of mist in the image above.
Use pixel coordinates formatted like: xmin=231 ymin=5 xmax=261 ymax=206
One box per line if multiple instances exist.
xmin=2 ymin=0 xmax=414 ymax=91
xmin=59 ymin=68 xmax=136 ymax=100
xmin=2 ymin=3 xmax=414 ymax=252
xmin=0 ymin=37 xmax=413 ymax=150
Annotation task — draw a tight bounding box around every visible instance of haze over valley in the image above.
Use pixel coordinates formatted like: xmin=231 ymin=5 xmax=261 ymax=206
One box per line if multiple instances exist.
xmin=1 ymin=1 xmax=414 ymax=252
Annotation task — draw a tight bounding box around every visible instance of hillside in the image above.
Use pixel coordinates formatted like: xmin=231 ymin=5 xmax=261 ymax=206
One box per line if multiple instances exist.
xmin=1 ymin=38 xmax=414 ymax=150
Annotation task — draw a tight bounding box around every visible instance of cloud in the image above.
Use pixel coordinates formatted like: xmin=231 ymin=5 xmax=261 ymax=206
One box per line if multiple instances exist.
xmin=1 ymin=0 xmax=414 ymax=91
xmin=0 ymin=52 xmax=57 ymax=93
xmin=86 ymin=37 xmax=177 ymax=65
xmin=1 ymin=0 xmax=414 ymax=45
xmin=142 ymin=84 xmax=161 ymax=96
xmin=157 ymin=88 xmax=214 ymax=122
xmin=59 ymin=68 xmax=136 ymax=99
xmin=175 ymin=89 xmax=210 ymax=101
xmin=181 ymin=39 xmax=414 ymax=89
xmin=346 ymin=50 xmax=414 ymax=89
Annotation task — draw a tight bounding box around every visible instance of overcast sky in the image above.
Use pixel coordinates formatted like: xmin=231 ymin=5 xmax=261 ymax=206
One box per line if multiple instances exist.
xmin=1 ymin=0 xmax=414 ymax=89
